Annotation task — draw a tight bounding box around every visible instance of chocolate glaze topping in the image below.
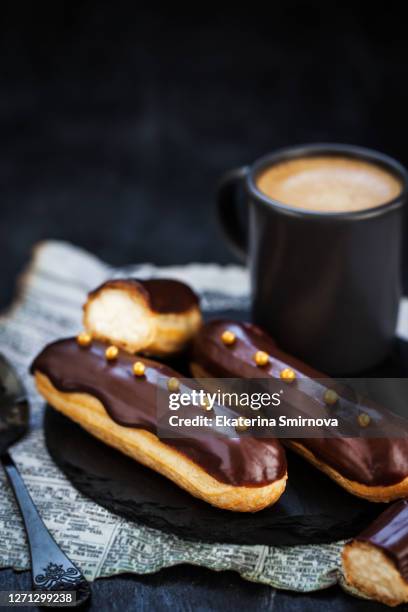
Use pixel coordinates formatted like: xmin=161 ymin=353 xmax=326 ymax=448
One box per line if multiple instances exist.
xmin=31 ymin=338 xmax=286 ymax=487
xmin=88 ymin=278 xmax=199 ymax=314
xmin=357 ymin=500 xmax=408 ymax=581
xmin=192 ymin=320 xmax=408 ymax=486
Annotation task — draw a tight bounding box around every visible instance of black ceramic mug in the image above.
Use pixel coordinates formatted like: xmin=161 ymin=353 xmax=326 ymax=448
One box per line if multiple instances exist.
xmin=217 ymin=144 xmax=408 ymax=374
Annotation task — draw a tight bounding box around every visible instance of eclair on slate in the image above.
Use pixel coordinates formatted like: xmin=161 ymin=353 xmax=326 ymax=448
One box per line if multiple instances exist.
xmin=31 ymin=338 xmax=287 ymax=512
xmin=83 ymin=278 xmax=202 ymax=356
xmin=192 ymin=320 xmax=408 ymax=503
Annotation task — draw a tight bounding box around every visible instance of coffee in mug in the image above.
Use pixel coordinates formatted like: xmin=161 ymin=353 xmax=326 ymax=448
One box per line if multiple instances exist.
xmin=217 ymin=144 xmax=407 ymax=374
xmin=256 ymin=156 xmax=402 ymax=213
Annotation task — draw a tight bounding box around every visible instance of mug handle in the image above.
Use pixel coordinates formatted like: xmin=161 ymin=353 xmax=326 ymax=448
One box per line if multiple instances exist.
xmin=217 ymin=166 xmax=249 ymax=262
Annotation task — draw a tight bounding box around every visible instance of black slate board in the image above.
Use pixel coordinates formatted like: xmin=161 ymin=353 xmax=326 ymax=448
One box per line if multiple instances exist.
xmin=44 ymin=406 xmax=385 ymax=546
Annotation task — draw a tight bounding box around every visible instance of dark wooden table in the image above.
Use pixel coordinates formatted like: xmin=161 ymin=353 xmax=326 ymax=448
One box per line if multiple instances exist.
xmin=0 ymin=565 xmax=391 ymax=611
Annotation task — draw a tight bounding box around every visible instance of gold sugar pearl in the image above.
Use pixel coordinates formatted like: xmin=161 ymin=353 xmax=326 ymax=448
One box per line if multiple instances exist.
xmin=105 ymin=345 xmax=119 ymax=361
xmin=280 ymin=367 xmax=296 ymax=383
xmin=235 ymin=416 xmax=249 ymax=433
xmin=77 ymin=332 xmax=92 ymax=347
xmin=254 ymin=351 xmax=269 ymax=367
xmin=358 ymin=413 xmax=370 ymax=428
xmin=167 ymin=377 xmax=180 ymax=392
xmin=221 ymin=330 xmax=236 ymax=346
xmin=133 ymin=361 xmax=146 ymax=377
xmin=323 ymin=389 xmax=338 ymax=406
xmin=201 ymin=397 xmax=212 ymax=412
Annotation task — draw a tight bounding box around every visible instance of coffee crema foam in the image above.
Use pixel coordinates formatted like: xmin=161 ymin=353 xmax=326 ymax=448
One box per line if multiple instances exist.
xmin=256 ymin=156 xmax=402 ymax=213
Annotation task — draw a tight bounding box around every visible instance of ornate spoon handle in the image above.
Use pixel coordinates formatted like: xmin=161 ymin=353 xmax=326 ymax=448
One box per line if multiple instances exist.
xmin=2 ymin=452 xmax=90 ymax=606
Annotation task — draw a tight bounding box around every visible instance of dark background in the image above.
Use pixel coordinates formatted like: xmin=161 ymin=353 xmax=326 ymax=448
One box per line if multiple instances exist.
xmin=1 ymin=2 xmax=408 ymax=310
xmin=1 ymin=3 xmax=407 ymax=610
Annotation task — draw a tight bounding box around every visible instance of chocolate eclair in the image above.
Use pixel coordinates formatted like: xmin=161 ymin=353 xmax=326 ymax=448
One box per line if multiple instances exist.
xmin=191 ymin=320 xmax=408 ymax=502
xmin=83 ymin=278 xmax=202 ymax=356
xmin=343 ymin=500 xmax=408 ymax=606
xmin=31 ymin=337 xmax=287 ymax=512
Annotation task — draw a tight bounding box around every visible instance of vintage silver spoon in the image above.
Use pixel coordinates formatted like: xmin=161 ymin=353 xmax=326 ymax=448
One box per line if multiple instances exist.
xmin=0 ymin=354 xmax=90 ymax=606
